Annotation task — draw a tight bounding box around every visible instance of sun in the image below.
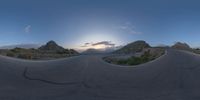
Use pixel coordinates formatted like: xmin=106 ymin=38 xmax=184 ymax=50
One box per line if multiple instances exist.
xmin=74 ymin=29 xmax=120 ymax=51
xmin=92 ymin=44 xmax=107 ymax=49
xmin=81 ymin=44 xmax=107 ymax=50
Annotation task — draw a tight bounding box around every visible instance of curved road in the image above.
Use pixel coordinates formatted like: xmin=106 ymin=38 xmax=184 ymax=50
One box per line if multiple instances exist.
xmin=0 ymin=49 xmax=200 ymax=100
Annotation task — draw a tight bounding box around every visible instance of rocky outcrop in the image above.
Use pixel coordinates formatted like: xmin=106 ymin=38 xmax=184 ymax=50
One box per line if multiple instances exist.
xmin=0 ymin=40 xmax=79 ymax=60
xmin=114 ymin=40 xmax=150 ymax=54
xmin=39 ymin=40 xmax=65 ymax=52
xmin=171 ymin=42 xmax=191 ymax=51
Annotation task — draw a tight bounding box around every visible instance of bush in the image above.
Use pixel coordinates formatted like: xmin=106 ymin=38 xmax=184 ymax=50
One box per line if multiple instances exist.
xmin=18 ymin=53 xmax=33 ymax=59
xmin=11 ymin=47 xmax=23 ymax=53
xmin=115 ymin=50 xmax=154 ymax=65
xmin=117 ymin=59 xmax=128 ymax=65
xmin=106 ymin=48 xmax=165 ymax=66
xmin=56 ymin=50 xmax=65 ymax=54
xmin=141 ymin=50 xmax=151 ymax=60
xmin=6 ymin=52 xmax=15 ymax=57
xmin=127 ymin=57 xmax=142 ymax=65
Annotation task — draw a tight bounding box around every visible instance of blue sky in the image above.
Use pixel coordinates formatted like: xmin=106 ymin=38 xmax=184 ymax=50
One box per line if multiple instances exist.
xmin=1 ymin=0 xmax=200 ymax=49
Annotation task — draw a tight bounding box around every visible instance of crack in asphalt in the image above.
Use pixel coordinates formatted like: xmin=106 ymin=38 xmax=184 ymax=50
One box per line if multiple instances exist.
xmin=23 ymin=57 xmax=92 ymax=89
xmin=23 ymin=67 xmax=82 ymax=85
xmin=20 ymin=50 xmax=198 ymax=99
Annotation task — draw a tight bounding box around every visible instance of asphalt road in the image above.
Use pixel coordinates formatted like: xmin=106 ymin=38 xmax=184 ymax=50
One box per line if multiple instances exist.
xmin=0 ymin=49 xmax=200 ymax=100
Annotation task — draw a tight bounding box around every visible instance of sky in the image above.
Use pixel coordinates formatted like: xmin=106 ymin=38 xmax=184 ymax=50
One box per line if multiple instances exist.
xmin=1 ymin=0 xmax=200 ymax=50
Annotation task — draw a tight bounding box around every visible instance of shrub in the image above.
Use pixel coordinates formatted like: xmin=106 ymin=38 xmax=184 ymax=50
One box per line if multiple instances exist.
xmin=56 ymin=50 xmax=65 ymax=54
xmin=115 ymin=50 xmax=154 ymax=65
xmin=117 ymin=59 xmax=128 ymax=65
xmin=18 ymin=53 xmax=33 ymax=59
xmin=128 ymin=57 xmax=142 ymax=65
xmin=11 ymin=47 xmax=23 ymax=53
xmin=6 ymin=52 xmax=15 ymax=57
xmin=141 ymin=50 xmax=151 ymax=61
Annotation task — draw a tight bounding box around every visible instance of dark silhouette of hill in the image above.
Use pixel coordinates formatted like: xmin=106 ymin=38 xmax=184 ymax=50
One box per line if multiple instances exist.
xmin=0 ymin=44 xmax=40 ymax=49
xmin=82 ymin=48 xmax=103 ymax=54
xmin=39 ymin=40 xmax=65 ymax=52
xmin=105 ymin=40 xmax=165 ymax=65
xmin=114 ymin=40 xmax=150 ymax=54
xmin=171 ymin=42 xmax=192 ymax=51
xmin=0 ymin=41 xmax=79 ymax=60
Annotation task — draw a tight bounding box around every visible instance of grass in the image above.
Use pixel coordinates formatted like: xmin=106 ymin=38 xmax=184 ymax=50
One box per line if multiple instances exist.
xmin=0 ymin=47 xmax=79 ymax=60
xmin=104 ymin=49 xmax=165 ymax=66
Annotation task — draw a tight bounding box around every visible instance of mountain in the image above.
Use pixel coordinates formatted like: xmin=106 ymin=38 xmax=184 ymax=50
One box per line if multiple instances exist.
xmin=38 ymin=40 xmax=65 ymax=51
xmin=171 ymin=42 xmax=192 ymax=51
xmin=82 ymin=47 xmax=119 ymax=54
xmin=38 ymin=40 xmax=79 ymax=55
xmin=114 ymin=40 xmax=151 ymax=54
xmin=67 ymin=49 xmax=79 ymax=55
xmin=82 ymin=48 xmax=103 ymax=54
xmin=0 ymin=44 xmax=40 ymax=49
xmin=0 ymin=40 xmax=79 ymax=60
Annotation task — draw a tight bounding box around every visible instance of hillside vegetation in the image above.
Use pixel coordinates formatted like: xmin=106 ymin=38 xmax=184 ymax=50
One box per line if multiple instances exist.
xmin=114 ymin=40 xmax=150 ymax=54
xmin=104 ymin=40 xmax=165 ymax=66
xmin=0 ymin=41 xmax=79 ymax=60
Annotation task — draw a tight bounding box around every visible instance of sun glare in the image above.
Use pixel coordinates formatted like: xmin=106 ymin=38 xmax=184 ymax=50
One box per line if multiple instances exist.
xmin=93 ymin=44 xmax=107 ymax=49
xmin=77 ymin=31 xmax=118 ymax=50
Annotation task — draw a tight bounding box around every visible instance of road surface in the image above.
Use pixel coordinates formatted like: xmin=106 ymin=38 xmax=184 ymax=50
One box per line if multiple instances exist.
xmin=0 ymin=49 xmax=200 ymax=100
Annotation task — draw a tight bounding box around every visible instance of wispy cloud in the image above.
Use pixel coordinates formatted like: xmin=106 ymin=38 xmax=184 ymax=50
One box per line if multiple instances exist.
xmin=92 ymin=41 xmax=115 ymax=47
xmin=81 ymin=43 xmax=91 ymax=47
xmin=119 ymin=22 xmax=142 ymax=34
xmin=24 ymin=25 xmax=31 ymax=33
xmin=81 ymin=41 xmax=115 ymax=48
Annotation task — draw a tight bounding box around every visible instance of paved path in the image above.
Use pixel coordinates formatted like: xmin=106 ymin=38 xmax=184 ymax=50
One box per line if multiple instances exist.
xmin=0 ymin=49 xmax=200 ymax=100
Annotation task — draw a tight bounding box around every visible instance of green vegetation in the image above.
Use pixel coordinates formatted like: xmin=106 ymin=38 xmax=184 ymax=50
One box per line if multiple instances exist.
xmin=0 ymin=41 xmax=79 ymax=60
xmin=6 ymin=51 xmax=15 ymax=57
xmin=114 ymin=40 xmax=150 ymax=54
xmin=192 ymin=48 xmax=200 ymax=54
xmin=3 ymin=48 xmax=79 ymax=60
xmin=104 ymin=48 xmax=165 ymax=66
xmin=18 ymin=53 xmax=33 ymax=59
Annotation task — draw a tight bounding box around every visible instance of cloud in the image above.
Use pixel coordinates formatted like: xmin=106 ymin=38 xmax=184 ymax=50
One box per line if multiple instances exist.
xmin=80 ymin=41 xmax=123 ymax=53
xmin=119 ymin=22 xmax=142 ymax=34
xmin=81 ymin=43 xmax=91 ymax=47
xmin=85 ymin=43 xmax=90 ymax=46
xmin=24 ymin=25 xmax=31 ymax=33
xmin=0 ymin=44 xmax=40 ymax=49
xmin=81 ymin=41 xmax=115 ymax=48
xmin=92 ymin=41 xmax=115 ymax=47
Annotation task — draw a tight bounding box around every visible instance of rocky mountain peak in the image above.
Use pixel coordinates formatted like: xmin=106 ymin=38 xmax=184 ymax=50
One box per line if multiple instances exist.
xmin=39 ymin=40 xmax=65 ymax=51
xmin=114 ymin=40 xmax=151 ymax=54
xmin=172 ymin=42 xmax=191 ymax=51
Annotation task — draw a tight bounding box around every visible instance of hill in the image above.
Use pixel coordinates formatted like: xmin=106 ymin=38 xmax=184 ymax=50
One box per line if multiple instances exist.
xmin=171 ymin=42 xmax=192 ymax=51
xmin=104 ymin=40 xmax=165 ymax=65
xmin=114 ymin=40 xmax=150 ymax=54
xmin=82 ymin=48 xmax=103 ymax=54
xmin=0 ymin=41 xmax=79 ymax=60
xmin=39 ymin=41 xmax=65 ymax=52
xmin=0 ymin=44 xmax=40 ymax=49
